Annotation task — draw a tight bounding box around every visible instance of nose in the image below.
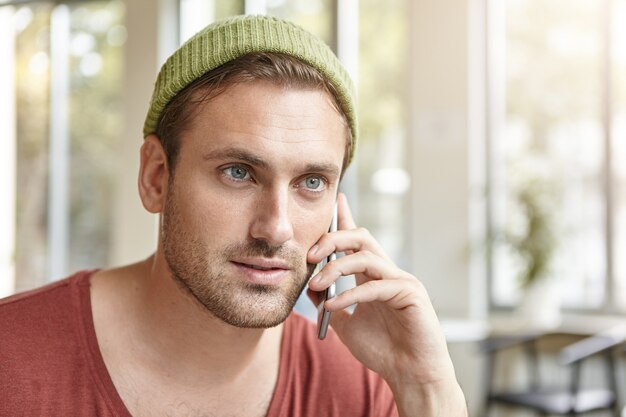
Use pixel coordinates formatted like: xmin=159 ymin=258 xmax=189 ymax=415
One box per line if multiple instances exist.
xmin=249 ymin=188 xmax=294 ymax=247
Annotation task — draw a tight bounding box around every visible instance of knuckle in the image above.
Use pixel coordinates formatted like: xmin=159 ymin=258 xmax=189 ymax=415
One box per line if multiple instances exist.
xmin=356 ymin=227 xmax=371 ymax=240
xmin=318 ymin=235 xmax=334 ymax=251
xmin=323 ymin=262 xmax=337 ymax=276
xmin=410 ymin=277 xmax=428 ymax=294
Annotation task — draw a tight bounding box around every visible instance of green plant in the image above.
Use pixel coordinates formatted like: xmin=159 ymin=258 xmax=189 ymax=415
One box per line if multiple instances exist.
xmin=506 ymin=179 xmax=557 ymax=289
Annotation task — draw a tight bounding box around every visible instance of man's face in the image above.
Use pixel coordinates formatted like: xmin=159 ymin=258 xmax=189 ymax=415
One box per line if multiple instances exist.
xmin=160 ymin=80 xmax=347 ymax=328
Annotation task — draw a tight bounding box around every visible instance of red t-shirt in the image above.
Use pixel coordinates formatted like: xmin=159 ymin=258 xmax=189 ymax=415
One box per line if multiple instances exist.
xmin=0 ymin=271 xmax=398 ymax=416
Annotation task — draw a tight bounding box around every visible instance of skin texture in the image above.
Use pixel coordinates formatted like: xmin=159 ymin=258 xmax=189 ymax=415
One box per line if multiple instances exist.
xmin=161 ymin=169 xmax=316 ymax=328
xmin=157 ymin=81 xmax=343 ymax=328
xmin=91 ymin=80 xmax=467 ymax=417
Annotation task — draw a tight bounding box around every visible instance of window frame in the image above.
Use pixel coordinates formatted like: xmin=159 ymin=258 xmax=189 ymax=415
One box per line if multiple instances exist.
xmin=485 ymin=0 xmax=619 ymax=313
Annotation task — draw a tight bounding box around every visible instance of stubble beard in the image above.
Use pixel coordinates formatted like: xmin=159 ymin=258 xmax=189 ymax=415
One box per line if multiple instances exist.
xmin=161 ymin=185 xmax=316 ymax=328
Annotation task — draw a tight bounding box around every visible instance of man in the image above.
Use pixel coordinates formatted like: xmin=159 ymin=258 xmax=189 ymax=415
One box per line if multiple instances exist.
xmin=0 ymin=15 xmax=467 ymax=416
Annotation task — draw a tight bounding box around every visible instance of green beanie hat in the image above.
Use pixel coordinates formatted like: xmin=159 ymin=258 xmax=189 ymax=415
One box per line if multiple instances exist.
xmin=143 ymin=15 xmax=357 ymax=163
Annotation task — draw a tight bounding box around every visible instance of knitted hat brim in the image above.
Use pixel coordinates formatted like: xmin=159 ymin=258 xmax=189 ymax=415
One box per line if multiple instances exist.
xmin=143 ymin=15 xmax=357 ymax=163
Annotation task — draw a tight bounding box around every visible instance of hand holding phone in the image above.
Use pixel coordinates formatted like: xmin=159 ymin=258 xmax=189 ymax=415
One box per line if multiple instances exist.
xmin=317 ymin=203 xmax=338 ymax=340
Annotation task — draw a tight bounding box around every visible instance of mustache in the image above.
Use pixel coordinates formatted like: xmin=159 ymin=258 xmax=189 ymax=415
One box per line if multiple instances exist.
xmin=223 ymin=239 xmax=305 ymax=265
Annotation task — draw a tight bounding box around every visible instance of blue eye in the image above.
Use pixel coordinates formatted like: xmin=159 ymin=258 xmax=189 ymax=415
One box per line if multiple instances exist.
xmin=223 ymin=165 xmax=250 ymax=181
xmin=300 ymin=175 xmax=327 ymax=192
xmin=306 ymin=177 xmax=321 ymax=189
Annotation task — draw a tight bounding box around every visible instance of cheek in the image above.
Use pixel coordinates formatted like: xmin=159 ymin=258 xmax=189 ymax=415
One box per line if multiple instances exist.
xmin=292 ymin=208 xmax=333 ymax=249
xmin=176 ymin=179 xmax=252 ymax=237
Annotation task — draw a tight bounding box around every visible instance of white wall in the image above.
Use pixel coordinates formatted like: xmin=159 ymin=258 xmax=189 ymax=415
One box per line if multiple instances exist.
xmin=110 ymin=0 xmax=178 ymax=266
xmin=409 ymin=0 xmax=487 ymax=319
xmin=409 ymin=0 xmax=488 ymax=414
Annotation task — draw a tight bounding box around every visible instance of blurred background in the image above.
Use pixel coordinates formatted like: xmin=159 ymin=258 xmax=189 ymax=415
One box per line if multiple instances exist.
xmin=1 ymin=0 xmax=625 ymax=415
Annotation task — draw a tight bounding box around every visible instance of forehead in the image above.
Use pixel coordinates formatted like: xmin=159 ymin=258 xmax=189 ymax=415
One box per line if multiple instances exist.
xmin=179 ymin=80 xmax=348 ymax=170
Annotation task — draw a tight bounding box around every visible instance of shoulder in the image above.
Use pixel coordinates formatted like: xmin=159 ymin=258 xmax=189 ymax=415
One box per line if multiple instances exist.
xmin=0 ymin=270 xmax=94 ymax=331
xmin=0 ymin=270 xmax=118 ymax=415
xmin=0 ymin=271 xmax=95 ymax=381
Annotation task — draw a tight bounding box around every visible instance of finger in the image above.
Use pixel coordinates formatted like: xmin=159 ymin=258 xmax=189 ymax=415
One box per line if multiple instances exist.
xmin=337 ymin=192 xmax=357 ymax=231
xmin=324 ymin=279 xmax=420 ymax=311
xmin=307 ymin=227 xmax=391 ymax=264
xmin=307 ymin=228 xmax=379 ymax=263
xmin=308 ymin=250 xmax=406 ymax=292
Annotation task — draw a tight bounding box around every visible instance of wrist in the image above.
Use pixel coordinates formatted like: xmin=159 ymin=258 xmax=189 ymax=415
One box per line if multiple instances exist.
xmin=390 ymin=378 xmax=467 ymax=417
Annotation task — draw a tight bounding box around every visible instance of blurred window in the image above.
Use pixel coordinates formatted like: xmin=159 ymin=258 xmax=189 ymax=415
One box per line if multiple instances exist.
xmin=614 ymin=0 xmax=626 ymax=309
xmin=0 ymin=1 xmax=125 ymax=296
xmin=488 ymin=0 xmax=625 ymax=311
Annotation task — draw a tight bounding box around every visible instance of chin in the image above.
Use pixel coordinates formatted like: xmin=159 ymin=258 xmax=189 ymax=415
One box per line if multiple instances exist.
xmin=198 ymin=283 xmax=303 ymax=329
xmin=210 ymin=301 xmax=294 ymax=329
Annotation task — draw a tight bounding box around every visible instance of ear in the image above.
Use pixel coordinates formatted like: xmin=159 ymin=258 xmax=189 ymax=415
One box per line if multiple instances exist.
xmin=138 ymin=134 xmax=169 ymax=213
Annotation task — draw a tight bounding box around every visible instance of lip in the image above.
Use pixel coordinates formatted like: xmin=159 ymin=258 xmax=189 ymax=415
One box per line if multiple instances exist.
xmin=230 ymin=258 xmax=291 ymax=286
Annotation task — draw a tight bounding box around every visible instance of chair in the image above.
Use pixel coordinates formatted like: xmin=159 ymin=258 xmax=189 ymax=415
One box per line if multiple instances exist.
xmin=481 ymin=328 xmax=624 ymax=416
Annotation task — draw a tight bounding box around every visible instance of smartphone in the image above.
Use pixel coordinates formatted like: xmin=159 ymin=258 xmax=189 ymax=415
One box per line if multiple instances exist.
xmin=317 ymin=203 xmax=338 ymax=340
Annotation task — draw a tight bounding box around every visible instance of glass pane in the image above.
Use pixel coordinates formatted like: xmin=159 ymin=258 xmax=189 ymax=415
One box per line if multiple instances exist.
xmin=358 ymin=0 xmax=410 ymax=268
xmin=3 ymin=1 xmax=124 ymax=294
xmin=13 ymin=3 xmax=53 ymax=292
xmin=180 ymin=0 xmax=245 ymax=42
xmin=492 ymin=0 xmax=605 ymax=308
xmin=613 ymin=0 xmax=626 ymax=310
xmin=266 ymin=0 xmax=332 ymax=46
xmin=214 ymin=0 xmax=245 ymax=18
xmin=67 ymin=1 xmax=124 ymax=273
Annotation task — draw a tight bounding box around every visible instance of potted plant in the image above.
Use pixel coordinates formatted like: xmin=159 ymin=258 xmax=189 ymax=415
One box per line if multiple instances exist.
xmin=506 ymin=178 xmax=560 ymax=328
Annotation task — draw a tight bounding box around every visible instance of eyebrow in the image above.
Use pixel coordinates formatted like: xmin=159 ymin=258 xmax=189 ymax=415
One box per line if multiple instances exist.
xmin=203 ymin=148 xmax=269 ymax=169
xmin=202 ymin=147 xmax=341 ymax=178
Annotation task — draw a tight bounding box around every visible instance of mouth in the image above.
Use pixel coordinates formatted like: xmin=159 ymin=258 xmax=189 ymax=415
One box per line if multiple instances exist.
xmin=233 ymin=262 xmax=284 ymax=271
xmin=246 ymin=264 xmax=273 ymax=271
xmin=232 ymin=258 xmax=290 ymax=270
xmin=231 ymin=258 xmax=292 ymax=286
